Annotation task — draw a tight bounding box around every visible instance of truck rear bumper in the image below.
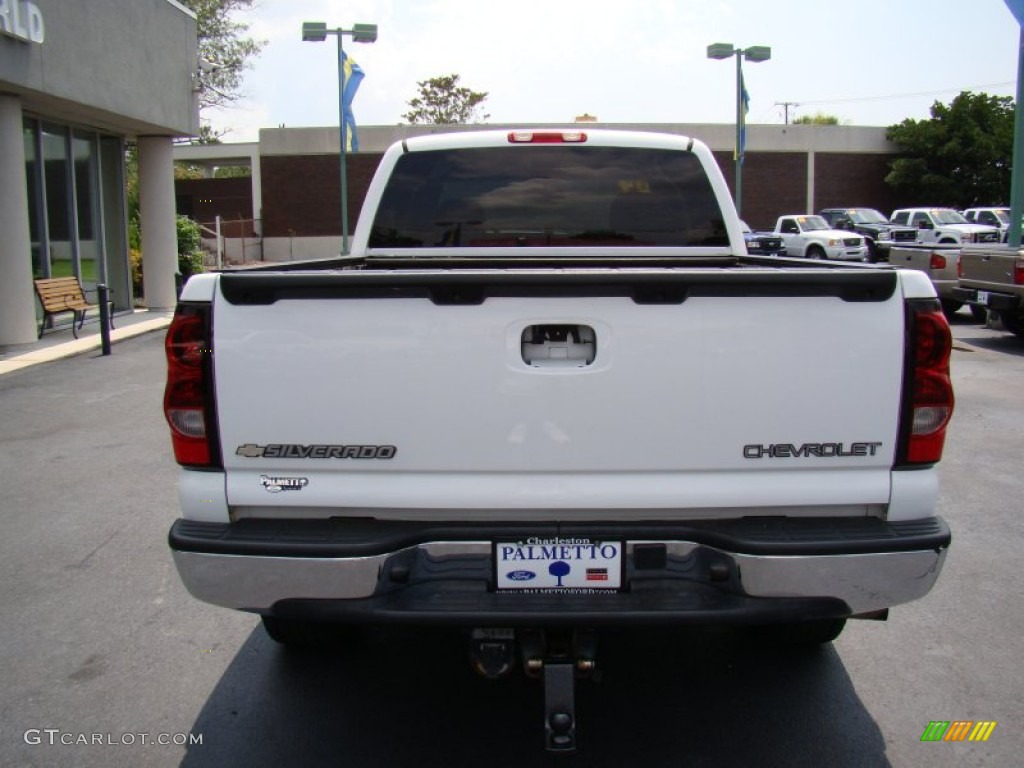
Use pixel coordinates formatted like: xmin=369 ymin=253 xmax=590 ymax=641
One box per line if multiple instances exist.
xmin=169 ymin=516 xmax=950 ymax=624
xmin=953 ymin=287 xmax=1020 ymax=311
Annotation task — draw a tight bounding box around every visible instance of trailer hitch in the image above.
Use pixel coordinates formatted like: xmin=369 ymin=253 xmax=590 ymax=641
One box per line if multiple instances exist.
xmin=470 ymin=629 xmax=598 ymax=754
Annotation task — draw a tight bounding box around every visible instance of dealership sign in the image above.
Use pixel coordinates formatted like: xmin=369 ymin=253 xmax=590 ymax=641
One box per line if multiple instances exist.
xmin=0 ymin=0 xmax=44 ymax=44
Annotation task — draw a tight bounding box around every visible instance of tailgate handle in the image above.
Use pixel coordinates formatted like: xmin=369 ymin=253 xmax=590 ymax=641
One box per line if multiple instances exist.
xmin=522 ymin=325 xmax=596 ymax=368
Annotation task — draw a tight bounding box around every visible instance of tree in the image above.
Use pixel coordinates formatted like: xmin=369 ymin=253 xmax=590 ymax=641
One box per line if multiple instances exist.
xmin=183 ymin=0 xmax=266 ymax=112
xmin=885 ymin=91 xmax=1014 ymax=208
xmin=792 ymin=112 xmax=841 ymax=125
xmin=129 ymin=1 xmax=261 ymax=294
xmin=403 ymin=74 xmax=489 ymax=125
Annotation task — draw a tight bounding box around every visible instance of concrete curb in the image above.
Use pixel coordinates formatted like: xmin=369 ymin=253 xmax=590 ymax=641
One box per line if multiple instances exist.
xmin=0 ymin=314 xmax=172 ymax=376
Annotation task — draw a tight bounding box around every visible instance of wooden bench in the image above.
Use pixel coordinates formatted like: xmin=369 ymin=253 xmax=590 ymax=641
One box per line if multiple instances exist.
xmin=34 ymin=277 xmax=115 ymax=339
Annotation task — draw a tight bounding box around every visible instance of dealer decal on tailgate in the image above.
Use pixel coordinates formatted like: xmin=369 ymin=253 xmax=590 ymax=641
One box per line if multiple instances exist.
xmin=495 ymin=537 xmax=623 ymax=592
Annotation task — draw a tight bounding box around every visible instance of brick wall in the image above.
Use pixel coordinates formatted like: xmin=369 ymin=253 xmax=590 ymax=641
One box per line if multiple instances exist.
xmin=178 ymin=149 xmax=918 ymax=239
xmin=175 ymin=176 xmax=255 ymax=236
xmin=260 ymin=154 xmax=382 ymax=237
xmin=709 ymin=151 xmax=917 ymax=228
xmin=815 ymin=153 xmax=912 ymax=219
xmin=713 ymin=151 xmax=809 ymax=230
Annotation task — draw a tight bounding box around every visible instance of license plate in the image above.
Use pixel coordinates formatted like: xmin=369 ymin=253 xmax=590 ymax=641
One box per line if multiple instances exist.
xmin=494 ymin=537 xmax=623 ymax=591
xmin=977 ymin=291 xmax=990 ymax=305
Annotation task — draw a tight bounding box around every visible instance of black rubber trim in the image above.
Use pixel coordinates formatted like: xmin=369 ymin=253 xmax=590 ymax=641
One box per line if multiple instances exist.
xmin=218 ymin=269 xmax=897 ymax=306
xmin=169 ymin=515 xmax=950 ymax=559
xmin=266 ymin=585 xmax=851 ymax=628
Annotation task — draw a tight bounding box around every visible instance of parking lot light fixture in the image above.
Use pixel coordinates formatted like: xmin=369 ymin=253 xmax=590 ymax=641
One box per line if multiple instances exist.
xmin=301 ymin=22 xmax=328 ymax=42
xmin=706 ymin=42 xmax=735 ymax=60
xmin=301 ymin=21 xmax=378 ymax=255
xmin=707 ymin=42 xmax=771 ymax=217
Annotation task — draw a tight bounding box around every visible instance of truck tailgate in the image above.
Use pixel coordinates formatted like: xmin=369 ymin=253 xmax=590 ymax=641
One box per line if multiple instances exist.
xmin=212 ymin=269 xmax=904 ymax=519
xmin=957 ymin=245 xmax=1020 ymax=289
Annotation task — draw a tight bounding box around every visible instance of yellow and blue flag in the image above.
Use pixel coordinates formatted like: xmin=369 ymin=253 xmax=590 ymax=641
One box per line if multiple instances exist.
xmin=341 ymin=50 xmax=365 ymax=151
xmin=736 ymin=72 xmax=750 ymax=164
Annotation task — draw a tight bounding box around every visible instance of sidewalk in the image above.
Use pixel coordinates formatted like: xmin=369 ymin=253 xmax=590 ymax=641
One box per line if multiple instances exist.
xmin=0 ymin=310 xmax=173 ymax=376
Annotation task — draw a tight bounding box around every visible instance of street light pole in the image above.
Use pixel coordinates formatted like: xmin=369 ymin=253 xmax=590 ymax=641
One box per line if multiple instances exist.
xmin=707 ymin=43 xmax=771 ymax=218
xmin=735 ymin=51 xmax=743 ymax=217
xmin=337 ymin=30 xmax=349 ymax=255
xmin=302 ymin=21 xmax=378 ymax=255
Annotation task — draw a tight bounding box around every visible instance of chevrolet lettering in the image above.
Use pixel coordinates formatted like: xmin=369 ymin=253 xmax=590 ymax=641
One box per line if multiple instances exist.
xmin=743 ymin=442 xmax=884 ymax=459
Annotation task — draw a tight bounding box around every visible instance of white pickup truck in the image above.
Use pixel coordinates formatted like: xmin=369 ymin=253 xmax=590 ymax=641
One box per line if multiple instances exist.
xmin=890 ymin=207 xmax=1001 ymax=245
xmin=773 ymin=214 xmax=869 ymax=260
xmin=164 ymin=129 xmax=953 ymax=753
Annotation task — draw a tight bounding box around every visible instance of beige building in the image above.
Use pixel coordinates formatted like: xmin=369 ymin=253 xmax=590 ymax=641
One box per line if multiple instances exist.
xmin=1 ymin=0 xmax=200 ymax=345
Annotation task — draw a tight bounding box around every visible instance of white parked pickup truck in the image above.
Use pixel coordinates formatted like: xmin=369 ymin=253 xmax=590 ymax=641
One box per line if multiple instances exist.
xmin=773 ymin=214 xmax=869 ymax=260
xmin=890 ymin=207 xmax=1001 ymax=245
xmin=164 ymin=129 xmax=953 ymax=753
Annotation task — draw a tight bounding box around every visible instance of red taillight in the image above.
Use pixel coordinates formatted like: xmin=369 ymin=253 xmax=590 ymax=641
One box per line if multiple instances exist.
xmin=898 ymin=301 xmax=954 ymax=466
xmin=507 ymin=131 xmax=587 ymax=144
xmin=1015 ymin=254 xmax=1024 ymax=285
xmin=929 ymin=252 xmax=946 ymax=270
xmin=164 ymin=305 xmax=218 ymax=467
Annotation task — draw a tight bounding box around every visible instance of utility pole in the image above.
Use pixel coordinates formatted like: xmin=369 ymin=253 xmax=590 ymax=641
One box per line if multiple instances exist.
xmin=775 ymin=101 xmax=799 ymax=124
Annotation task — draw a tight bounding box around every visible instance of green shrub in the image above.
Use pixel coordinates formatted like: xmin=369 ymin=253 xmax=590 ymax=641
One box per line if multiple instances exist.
xmin=129 ymin=248 xmax=143 ymax=298
xmin=178 ymin=250 xmax=205 ymax=278
xmin=176 ymin=216 xmax=205 ymax=278
xmin=128 ymin=217 xmax=205 ymax=297
xmin=176 ymin=216 xmax=202 ymax=257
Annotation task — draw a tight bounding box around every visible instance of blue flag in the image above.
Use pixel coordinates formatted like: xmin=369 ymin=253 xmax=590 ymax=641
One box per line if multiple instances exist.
xmin=341 ymin=50 xmax=365 ymax=151
xmin=736 ymin=72 xmax=750 ymax=163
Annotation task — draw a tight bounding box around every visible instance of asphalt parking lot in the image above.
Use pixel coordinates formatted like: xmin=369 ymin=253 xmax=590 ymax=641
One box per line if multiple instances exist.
xmin=0 ymin=308 xmax=1021 ymax=767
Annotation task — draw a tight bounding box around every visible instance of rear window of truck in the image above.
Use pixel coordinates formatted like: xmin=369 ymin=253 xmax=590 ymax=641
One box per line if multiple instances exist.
xmin=368 ymin=146 xmax=729 ymax=249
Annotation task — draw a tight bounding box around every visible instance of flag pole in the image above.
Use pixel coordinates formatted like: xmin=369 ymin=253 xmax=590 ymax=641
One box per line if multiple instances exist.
xmin=337 ymin=34 xmax=349 ymax=255
xmin=735 ymin=52 xmax=743 ymax=217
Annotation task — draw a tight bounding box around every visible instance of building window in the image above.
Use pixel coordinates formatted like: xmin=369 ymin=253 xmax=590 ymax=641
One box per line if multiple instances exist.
xmin=23 ymin=118 xmax=130 ymax=321
xmin=73 ymin=131 xmax=102 ymax=288
xmin=74 ymin=133 xmax=97 ymax=241
xmin=23 ymin=117 xmax=45 ymax=278
xmin=42 ymin=123 xmax=72 ymax=272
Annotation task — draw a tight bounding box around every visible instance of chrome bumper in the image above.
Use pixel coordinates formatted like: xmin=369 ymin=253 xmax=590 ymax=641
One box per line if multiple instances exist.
xmin=171 ymin=528 xmax=948 ymax=618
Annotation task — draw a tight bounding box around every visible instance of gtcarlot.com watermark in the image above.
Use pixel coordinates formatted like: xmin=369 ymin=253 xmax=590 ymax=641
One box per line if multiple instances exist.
xmin=24 ymin=729 xmax=202 ymax=747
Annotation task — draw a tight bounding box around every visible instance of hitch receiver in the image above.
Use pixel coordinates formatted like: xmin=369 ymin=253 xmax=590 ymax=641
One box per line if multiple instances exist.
xmin=544 ymin=662 xmax=577 ymax=752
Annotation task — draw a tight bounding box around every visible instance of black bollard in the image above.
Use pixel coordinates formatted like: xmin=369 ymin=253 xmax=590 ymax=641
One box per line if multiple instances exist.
xmin=97 ymin=283 xmax=111 ymax=356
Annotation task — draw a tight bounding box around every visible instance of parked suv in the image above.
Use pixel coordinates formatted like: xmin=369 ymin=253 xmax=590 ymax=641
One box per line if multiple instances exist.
xmin=818 ymin=208 xmax=916 ymax=262
xmin=890 ymin=208 xmax=1000 ymax=245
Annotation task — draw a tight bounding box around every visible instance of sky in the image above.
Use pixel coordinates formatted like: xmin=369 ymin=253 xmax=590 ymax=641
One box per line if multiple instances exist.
xmin=204 ymin=0 xmax=1023 ymax=143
